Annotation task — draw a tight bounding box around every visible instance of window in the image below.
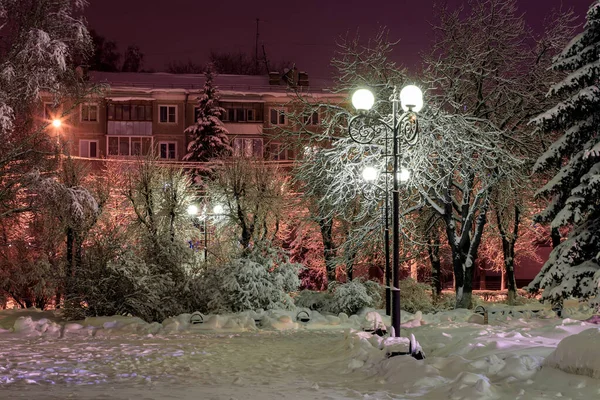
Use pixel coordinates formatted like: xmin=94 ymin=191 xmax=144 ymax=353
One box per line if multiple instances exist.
xmin=270 ymin=109 xmax=286 ymax=125
xmin=79 ymin=140 xmax=99 ymax=158
xmin=159 ymin=142 xmax=177 ymax=159
xmin=159 ymin=105 xmax=177 ymax=123
xmin=233 ymin=138 xmax=263 ymax=158
xmin=268 ymin=143 xmax=284 ymax=160
xmin=108 ymin=103 xmax=152 ymax=121
xmin=304 ymin=111 xmax=319 ymax=126
xmin=44 ymin=102 xmax=59 ymax=121
xmin=220 ymin=102 xmax=263 ymax=122
xmin=266 ymin=143 xmax=294 ymax=161
xmin=107 ymin=136 xmax=152 ymax=157
xmin=81 ymin=103 xmax=98 ymax=122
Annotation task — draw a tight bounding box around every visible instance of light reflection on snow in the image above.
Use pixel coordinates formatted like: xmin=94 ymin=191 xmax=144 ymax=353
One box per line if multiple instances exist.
xmin=0 ymin=306 xmax=599 ymax=399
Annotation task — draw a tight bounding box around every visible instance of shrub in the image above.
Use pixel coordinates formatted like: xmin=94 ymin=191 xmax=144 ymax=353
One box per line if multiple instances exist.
xmin=293 ymin=290 xmax=331 ymax=311
xmin=196 ymin=245 xmax=301 ymax=313
xmin=399 ymin=278 xmax=435 ymax=313
xmin=433 ymin=292 xmax=456 ymax=312
xmin=65 ymin=248 xmax=189 ymax=322
xmin=327 ymin=279 xmax=382 ymax=315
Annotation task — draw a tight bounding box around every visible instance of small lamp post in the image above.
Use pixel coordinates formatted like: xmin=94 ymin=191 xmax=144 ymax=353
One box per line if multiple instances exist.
xmin=348 ymin=85 xmax=423 ymax=337
xmin=187 ymin=203 xmax=225 ymax=261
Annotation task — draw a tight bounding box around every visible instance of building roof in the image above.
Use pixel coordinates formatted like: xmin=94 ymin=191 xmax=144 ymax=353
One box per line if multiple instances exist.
xmin=89 ymin=71 xmax=337 ymax=95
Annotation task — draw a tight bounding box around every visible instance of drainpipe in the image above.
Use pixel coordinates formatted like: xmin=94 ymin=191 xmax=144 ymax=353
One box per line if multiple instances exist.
xmin=184 ymin=91 xmax=189 ymax=160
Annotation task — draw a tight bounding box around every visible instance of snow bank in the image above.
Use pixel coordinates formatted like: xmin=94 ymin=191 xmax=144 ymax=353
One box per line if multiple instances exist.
xmin=0 ymin=308 xmax=384 ymax=338
xmin=543 ymin=327 xmax=600 ymax=379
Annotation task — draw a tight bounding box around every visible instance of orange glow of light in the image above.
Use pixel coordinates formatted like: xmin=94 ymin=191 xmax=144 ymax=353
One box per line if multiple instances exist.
xmin=52 ymin=119 xmax=62 ymax=128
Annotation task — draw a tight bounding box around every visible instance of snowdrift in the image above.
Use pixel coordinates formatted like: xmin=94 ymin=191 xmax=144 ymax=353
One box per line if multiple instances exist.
xmin=543 ymin=327 xmax=600 ymax=379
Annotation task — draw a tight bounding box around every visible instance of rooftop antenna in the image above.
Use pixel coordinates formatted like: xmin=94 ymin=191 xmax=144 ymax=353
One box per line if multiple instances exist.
xmin=262 ymin=44 xmax=270 ymax=74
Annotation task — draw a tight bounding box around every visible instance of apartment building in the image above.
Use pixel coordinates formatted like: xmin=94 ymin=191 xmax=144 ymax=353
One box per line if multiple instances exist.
xmin=46 ymin=70 xmax=344 ymax=164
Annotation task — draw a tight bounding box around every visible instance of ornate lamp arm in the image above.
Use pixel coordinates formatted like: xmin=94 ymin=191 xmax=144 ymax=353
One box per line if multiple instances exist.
xmin=348 ymin=114 xmax=393 ymax=145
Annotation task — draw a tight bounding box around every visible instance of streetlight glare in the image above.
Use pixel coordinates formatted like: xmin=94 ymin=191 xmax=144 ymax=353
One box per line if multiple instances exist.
xmin=352 ymin=89 xmax=375 ymax=111
xmin=399 ymin=85 xmax=423 ymax=113
xmin=213 ymin=204 xmax=225 ymax=215
xmin=362 ymin=166 xmax=379 ymax=182
xmin=399 ymin=168 xmax=411 ymax=182
xmin=187 ymin=205 xmax=199 ymax=216
xmin=52 ymin=119 xmax=62 ymax=128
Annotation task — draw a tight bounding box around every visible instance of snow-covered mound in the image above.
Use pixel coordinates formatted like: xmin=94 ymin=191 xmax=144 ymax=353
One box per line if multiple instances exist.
xmin=543 ymin=327 xmax=600 ymax=379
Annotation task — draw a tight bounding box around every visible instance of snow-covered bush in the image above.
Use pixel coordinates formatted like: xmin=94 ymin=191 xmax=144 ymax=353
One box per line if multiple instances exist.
xmin=293 ymin=290 xmax=332 ymax=311
xmin=433 ymin=292 xmax=457 ymax=312
xmin=196 ymin=246 xmax=301 ymax=313
xmin=327 ymin=279 xmax=382 ymax=315
xmin=65 ymin=244 xmax=190 ymax=323
xmin=399 ymin=278 xmax=435 ymax=313
xmin=294 ymin=280 xmax=382 ymax=315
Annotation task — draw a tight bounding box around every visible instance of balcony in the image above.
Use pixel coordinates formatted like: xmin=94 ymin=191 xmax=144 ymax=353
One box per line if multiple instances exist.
xmin=107 ymin=121 xmax=152 ymax=136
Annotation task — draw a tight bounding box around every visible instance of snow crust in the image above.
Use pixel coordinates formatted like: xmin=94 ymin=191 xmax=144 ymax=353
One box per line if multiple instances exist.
xmin=1 ymin=304 xmax=600 ymax=399
xmin=544 ymin=327 xmax=600 ymax=379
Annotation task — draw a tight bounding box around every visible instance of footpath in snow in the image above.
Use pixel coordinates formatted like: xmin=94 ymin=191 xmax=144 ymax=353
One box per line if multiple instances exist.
xmin=0 ymin=304 xmax=599 ymax=399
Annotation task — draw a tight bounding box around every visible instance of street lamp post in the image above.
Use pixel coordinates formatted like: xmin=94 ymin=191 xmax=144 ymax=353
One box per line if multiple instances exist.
xmin=187 ymin=203 xmax=225 ymax=261
xmin=348 ymin=85 xmax=423 ymax=337
xmin=52 ymin=118 xmax=63 ymax=167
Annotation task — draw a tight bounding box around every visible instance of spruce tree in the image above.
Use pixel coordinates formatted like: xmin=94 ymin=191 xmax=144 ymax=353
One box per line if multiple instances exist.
xmin=183 ymin=68 xmax=231 ymax=169
xmin=529 ymin=1 xmax=600 ymax=307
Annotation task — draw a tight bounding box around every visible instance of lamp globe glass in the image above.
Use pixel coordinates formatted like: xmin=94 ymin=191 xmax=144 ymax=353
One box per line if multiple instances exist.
xmin=400 ymin=85 xmax=423 ymax=113
xmin=352 ymin=89 xmax=375 ymax=111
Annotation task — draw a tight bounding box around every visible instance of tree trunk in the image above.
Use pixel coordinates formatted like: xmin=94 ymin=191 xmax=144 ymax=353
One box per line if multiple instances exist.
xmin=451 ymin=201 xmax=488 ymax=309
xmin=497 ymin=205 xmax=520 ymax=305
xmin=505 ymin=255 xmax=517 ymax=305
xmin=427 ymin=234 xmax=442 ymax=297
xmin=66 ymin=227 xmax=74 ymax=277
xmin=551 ymin=227 xmax=561 ymax=248
xmin=455 ymin=256 xmax=476 ymax=309
xmin=318 ymin=217 xmax=337 ymax=284
xmin=410 ymin=259 xmax=418 ymax=280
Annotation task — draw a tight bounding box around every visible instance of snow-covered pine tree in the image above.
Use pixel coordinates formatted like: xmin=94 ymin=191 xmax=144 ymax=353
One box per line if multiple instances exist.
xmin=529 ymin=1 xmax=600 ymax=307
xmin=183 ymin=67 xmax=231 ymax=174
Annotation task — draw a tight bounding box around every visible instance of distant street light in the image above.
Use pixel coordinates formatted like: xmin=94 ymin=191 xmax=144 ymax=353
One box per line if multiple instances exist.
xmin=187 ymin=205 xmax=199 ymax=216
xmin=348 ymin=85 xmax=423 ymax=337
xmin=188 ymin=203 xmax=225 ymax=261
xmin=362 ymin=166 xmax=379 ymax=182
xmin=52 ymin=119 xmax=62 ymax=128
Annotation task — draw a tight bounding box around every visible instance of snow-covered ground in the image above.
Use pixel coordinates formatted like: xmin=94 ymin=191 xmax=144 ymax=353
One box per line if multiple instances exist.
xmin=1 ymin=303 xmax=599 ymax=399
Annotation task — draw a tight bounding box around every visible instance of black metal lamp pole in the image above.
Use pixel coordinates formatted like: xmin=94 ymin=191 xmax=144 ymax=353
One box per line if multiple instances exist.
xmin=348 ymin=85 xmax=421 ymax=337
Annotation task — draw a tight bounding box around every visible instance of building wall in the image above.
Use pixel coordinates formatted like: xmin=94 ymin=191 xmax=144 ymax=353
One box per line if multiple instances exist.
xmin=42 ymin=72 xmax=344 ymax=165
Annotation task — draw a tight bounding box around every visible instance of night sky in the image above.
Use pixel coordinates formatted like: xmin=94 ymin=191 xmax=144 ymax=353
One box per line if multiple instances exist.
xmin=85 ymin=0 xmax=593 ymax=78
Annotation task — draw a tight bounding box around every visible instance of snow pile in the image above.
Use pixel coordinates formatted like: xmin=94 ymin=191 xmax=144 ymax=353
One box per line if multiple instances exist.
xmin=543 ymin=327 xmax=600 ymax=379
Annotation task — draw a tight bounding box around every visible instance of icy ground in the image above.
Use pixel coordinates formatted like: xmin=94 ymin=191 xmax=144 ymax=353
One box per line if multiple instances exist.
xmin=1 ymin=304 xmax=600 ymax=399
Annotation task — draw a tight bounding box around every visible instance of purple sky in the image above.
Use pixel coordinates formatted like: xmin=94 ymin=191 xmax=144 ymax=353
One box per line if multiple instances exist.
xmin=85 ymin=0 xmax=593 ymax=78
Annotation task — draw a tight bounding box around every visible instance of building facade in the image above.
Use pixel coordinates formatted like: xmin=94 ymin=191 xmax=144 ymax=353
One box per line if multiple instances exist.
xmin=45 ymin=71 xmax=344 ymax=165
